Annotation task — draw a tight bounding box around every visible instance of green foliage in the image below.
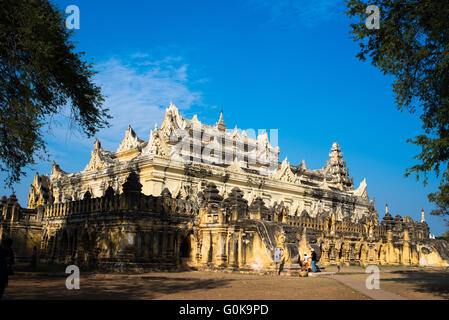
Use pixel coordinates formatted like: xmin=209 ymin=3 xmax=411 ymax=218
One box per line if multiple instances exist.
xmin=345 ymin=0 xmax=449 ymax=217
xmin=436 ymin=230 xmax=449 ymax=242
xmin=0 ymin=0 xmax=111 ymax=187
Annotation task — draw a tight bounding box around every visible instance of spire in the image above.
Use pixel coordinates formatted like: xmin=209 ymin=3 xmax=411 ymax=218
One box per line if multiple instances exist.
xmin=331 ymin=142 xmax=341 ymax=152
xmin=219 ymin=108 xmax=224 ymax=123
xmin=94 ymin=138 xmax=102 ymax=150
xmin=421 ymin=208 xmax=425 ymax=222
xmin=324 ymin=142 xmax=353 ymax=190
xmin=216 ymin=108 xmax=226 ymax=131
xmin=382 ymin=201 xmax=393 ymax=221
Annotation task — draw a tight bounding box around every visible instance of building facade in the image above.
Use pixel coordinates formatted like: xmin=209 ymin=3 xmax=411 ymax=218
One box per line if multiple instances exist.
xmin=1 ymin=103 xmax=449 ymax=272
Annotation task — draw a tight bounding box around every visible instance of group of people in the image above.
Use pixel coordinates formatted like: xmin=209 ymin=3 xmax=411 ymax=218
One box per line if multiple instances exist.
xmin=301 ymin=248 xmax=319 ymax=273
xmin=277 ymin=246 xmax=320 ymax=275
xmin=0 ymin=238 xmax=15 ymax=299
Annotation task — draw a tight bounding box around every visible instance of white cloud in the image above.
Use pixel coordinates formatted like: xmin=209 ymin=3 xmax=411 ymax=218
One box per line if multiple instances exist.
xmin=47 ymin=54 xmax=203 ymax=152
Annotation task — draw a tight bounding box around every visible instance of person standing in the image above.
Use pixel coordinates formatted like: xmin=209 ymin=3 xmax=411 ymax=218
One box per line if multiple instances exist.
xmin=303 ymin=252 xmax=310 ymax=271
xmin=311 ymin=248 xmax=317 ymax=272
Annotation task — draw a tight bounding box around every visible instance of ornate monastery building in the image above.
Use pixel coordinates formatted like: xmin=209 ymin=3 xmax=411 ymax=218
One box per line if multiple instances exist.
xmin=1 ymin=103 xmax=449 ymax=272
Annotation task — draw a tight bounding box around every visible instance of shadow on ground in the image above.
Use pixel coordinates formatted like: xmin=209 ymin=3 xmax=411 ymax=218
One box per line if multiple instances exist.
xmin=5 ymin=272 xmax=231 ymax=300
xmin=383 ymin=270 xmax=449 ymax=299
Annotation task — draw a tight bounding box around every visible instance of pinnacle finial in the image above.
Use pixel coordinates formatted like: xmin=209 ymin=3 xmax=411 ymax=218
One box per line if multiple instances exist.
xmin=219 ymin=108 xmax=224 ymax=124
xmin=94 ymin=138 xmax=101 ymax=150
xmin=169 ymin=102 xmax=179 ymax=113
xmin=385 ymin=201 xmax=389 ymax=214
xmin=216 ymin=108 xmax=226 ymax=130
xmin=421 ymin=208 xmax=425 ymax=222
xmin=332 ymin=142 xmax=341 ymax=151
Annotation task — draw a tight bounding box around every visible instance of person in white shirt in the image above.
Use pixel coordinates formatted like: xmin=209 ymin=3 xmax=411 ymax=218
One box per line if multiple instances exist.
xmin=303 ymin=252 xmax=310 ymax=270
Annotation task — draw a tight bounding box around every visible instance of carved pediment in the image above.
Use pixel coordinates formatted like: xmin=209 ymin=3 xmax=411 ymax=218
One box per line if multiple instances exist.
xmin=271 ymin=158 xmax=298 ymax=183
xmin=230 ymin=126 xmax=241 ymax=140
xmin=160 ymin=102 xmax=187 ymax=141
xmin=142 ymin=129 xmax=170 ymax=158
xmin=320 ymin=178 xmax=330 ymax=190
xmin=84 ymin=150 xmax=114 ymax=172
xmin=354 ymin=178 xmax=368 ymax=199
xmin=50 ymin=161 xmax=68 ymax=181
xmin=227 ymin=158 xmax=246 ymax=174
xmin=28 ymin=172 xmax=51 ymax=208
xmin=256 ymin=132 xmax=279 ymax=167
xmin=116 ymin=125 xmax=144 ymax=153
xmin=84 ymin=139 xmax=116 ymax=172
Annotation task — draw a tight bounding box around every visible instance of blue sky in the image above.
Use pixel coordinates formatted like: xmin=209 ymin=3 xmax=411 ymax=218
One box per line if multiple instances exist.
xmin=1 ymin=0 xmax=447 ymax=235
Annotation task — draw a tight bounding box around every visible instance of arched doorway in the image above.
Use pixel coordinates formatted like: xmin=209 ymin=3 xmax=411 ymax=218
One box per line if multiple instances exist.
xmin=179 ymin=232 xmax=195 ymax=267
xmin=77 ymin=230 xmax=93 ymax=267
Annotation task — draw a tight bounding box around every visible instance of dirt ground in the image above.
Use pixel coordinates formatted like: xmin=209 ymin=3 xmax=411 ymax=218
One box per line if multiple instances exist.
xmin=2 ymin=265 xmax=448 ymax=300
xmin=3 ymin=269 xmax=367 ymax=300
xmin=345 ymin=267 xmax=449 ymax=300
